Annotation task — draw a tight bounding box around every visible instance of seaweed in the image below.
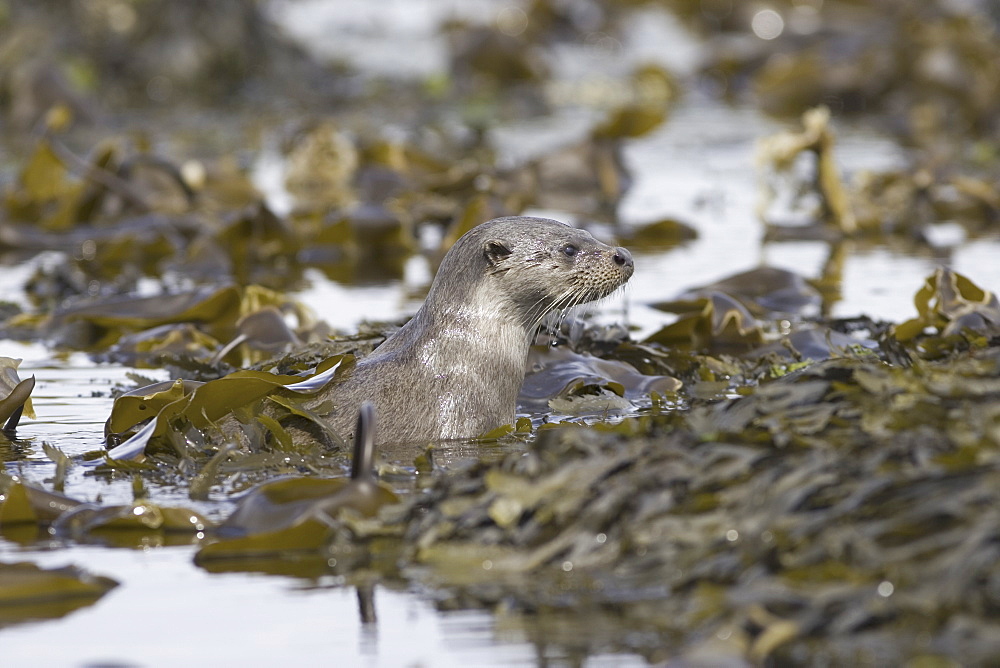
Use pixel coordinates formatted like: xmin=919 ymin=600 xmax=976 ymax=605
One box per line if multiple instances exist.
xmin=2 ymin=1 xmax=1000 ymax=662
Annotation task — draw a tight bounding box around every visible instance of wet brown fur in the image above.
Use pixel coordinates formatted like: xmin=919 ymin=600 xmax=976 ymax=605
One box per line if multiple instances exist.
xmin=313 ymin=216 xmax=633 ymax=445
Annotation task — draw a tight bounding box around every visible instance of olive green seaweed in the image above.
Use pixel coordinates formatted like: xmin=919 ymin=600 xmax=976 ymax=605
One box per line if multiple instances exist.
xmin=0 ymin=358 xmax=35 ymax=433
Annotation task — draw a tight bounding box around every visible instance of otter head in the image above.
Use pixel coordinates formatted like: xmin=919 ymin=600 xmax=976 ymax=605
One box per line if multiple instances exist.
xmin=444 ymin=216 xmax=634 ymax=330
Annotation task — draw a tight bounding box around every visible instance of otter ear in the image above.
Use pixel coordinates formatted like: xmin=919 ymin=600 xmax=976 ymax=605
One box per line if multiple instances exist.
xmin=483 ymin=239 xmax=512 ymax=267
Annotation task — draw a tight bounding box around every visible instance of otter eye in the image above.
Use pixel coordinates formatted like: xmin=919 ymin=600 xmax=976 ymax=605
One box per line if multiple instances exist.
xmin=562 ymin=244 xmax=579 ymax=258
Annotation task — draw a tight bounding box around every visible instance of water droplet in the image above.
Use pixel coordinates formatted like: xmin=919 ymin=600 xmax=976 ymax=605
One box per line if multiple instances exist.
xmin=496 ymin=7 xmax=528 ymax=37
xmin=751 ymin=9 xmax=785 ymax=40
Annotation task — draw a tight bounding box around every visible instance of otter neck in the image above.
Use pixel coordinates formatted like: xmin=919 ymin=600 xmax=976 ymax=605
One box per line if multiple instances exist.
xmin=414 ymin=280 xmax=534 ymax=367
xmin=373 ymin=277 xmax=535 ymax=415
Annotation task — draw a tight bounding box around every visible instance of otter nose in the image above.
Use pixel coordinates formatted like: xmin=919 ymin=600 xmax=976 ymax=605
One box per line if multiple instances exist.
xmin=612 ymin=247 xmax=633 ymax=269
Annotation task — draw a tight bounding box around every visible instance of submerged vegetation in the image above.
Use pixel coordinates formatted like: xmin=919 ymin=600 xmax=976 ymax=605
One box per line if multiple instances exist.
xmin=2 ymin=0 xmax=1000 ymax=663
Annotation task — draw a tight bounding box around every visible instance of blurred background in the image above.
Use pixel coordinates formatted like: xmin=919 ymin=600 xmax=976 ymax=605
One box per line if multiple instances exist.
xmin=2 ymin=0 xmax=999 ymax=340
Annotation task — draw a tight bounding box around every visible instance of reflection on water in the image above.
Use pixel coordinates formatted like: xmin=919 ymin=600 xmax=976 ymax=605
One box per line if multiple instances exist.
xmin=0 ymin=541 xmax=547 ymax=667
xmin=0 ymin=350 xmax=599 ymax=665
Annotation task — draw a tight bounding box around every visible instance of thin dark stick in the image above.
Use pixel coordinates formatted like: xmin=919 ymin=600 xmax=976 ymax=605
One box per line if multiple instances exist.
xmin=351 ymin=402 xmax=376 ymax=480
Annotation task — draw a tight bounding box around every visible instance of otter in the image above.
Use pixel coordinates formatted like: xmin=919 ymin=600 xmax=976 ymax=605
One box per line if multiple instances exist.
xmin=94 ymin=216 xmax=632 ymax=463
xmin=318 ymin=216 xmax=633 ymax=445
